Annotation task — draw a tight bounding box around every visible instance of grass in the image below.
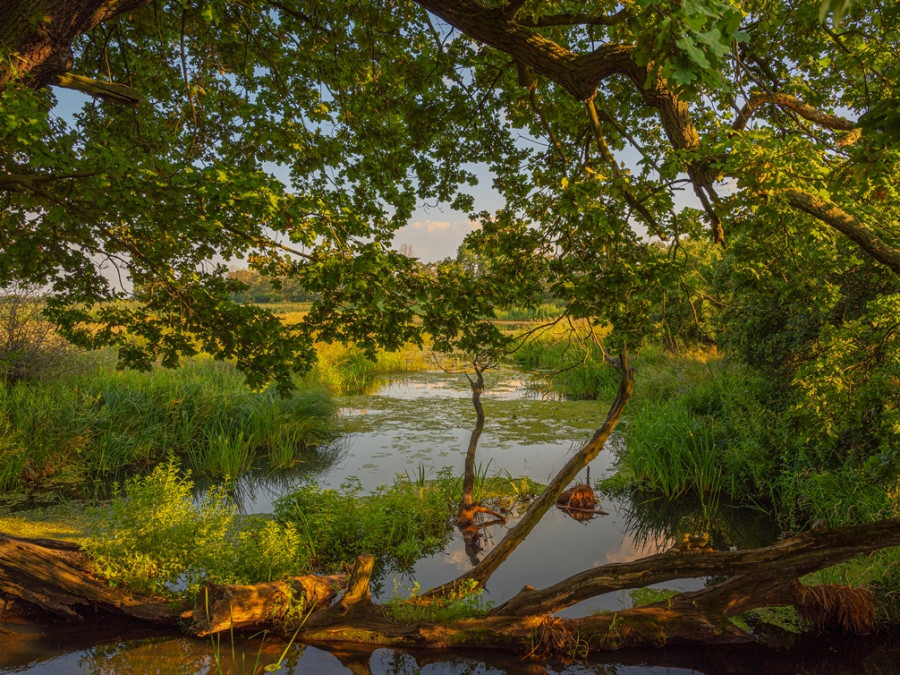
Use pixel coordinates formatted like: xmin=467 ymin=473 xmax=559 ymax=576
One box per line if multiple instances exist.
xmin=304 ymin=341 xmax=431 ymax=396
xmin=0 ymin=354 xmax=337 ymax=494
xmin=384 ymin=579 xmax=493 ymax=623
xmin=493 ymin=303 xmax=565 ymax=322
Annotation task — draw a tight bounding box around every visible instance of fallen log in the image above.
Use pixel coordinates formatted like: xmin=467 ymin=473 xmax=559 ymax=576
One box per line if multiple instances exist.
xmin=0 ymin=533 xmax=183 ymax=624
xmin=190 ymin=572 xmax=346 ymax=636
xmin=3 ymin=518 xmax=900 ymax=654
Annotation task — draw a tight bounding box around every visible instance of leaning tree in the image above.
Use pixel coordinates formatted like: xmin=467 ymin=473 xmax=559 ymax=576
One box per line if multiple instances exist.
xmin=2 ymin=0 xmax=900 ymax=656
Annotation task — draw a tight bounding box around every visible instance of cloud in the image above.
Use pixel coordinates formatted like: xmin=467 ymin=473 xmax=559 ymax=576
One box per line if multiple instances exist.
xmin=394 ymin=218 xmax=476 ymax=261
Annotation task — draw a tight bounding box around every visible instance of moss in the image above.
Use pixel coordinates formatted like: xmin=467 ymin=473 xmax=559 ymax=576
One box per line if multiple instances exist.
xmin=732 ymin=606 xmax=804 ymax=635
xmin=0 ymin=500 xmax=91 ymax=542
xmin=628 ymin=587 xmax=680 ymax=608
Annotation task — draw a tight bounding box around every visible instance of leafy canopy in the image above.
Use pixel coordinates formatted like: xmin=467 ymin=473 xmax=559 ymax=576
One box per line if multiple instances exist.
xmin=1 ymin=0 xmax=898 ymax=388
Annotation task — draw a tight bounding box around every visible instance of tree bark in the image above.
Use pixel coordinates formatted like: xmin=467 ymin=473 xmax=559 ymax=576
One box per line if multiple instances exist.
xmin=0 ymin=533 xmax=184 ymax=624
xmin=3 ymin=518 xmax=900 ymax=654
xmin=0 ymin=0 xmax=150 ymax=89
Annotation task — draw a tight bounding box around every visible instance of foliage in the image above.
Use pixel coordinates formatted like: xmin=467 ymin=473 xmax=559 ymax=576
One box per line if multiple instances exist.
xmin=0 ymin=355 xmax=336 ymax=493
xmin=2 ymin=0 xmax=897 ymax=394
xmin=84 ymin=462 xmax=315 ymax=596
xmin=273 ymin=476 xmax=455 ymax=572
xmin=83 ymin=464 xmax=538 ymax=597
xmin=83 ymin=461 xmax=235 ymax=595
xmin=227 ymin=268 xmax=318 ymax=305
xmin=0 ymin=284 xmax=79 ymax=386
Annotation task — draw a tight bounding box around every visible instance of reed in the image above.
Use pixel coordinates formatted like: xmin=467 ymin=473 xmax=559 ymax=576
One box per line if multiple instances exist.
xmin=0 ymin=356 xmax=336 ymax=493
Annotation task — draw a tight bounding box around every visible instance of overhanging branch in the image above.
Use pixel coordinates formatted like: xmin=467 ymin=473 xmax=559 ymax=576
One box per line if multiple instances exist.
xmin=733 ymin=92 xmax=856 ymax=132
xmin=781 ymin=189 xmax=900 ymax=277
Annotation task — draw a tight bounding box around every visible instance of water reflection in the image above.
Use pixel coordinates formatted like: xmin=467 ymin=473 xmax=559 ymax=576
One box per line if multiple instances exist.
xmin=6 ymin=368 xmax=878 ymax=675
xmin=5 ymin=624 xmax=899 ymax=675
xmin=612 ymin=492 xmax=780 ymax=553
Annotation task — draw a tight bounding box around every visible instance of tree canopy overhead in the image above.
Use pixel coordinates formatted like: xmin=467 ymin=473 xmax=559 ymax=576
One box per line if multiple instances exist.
xmin=2 ymin=0 xmax=899 ymax=387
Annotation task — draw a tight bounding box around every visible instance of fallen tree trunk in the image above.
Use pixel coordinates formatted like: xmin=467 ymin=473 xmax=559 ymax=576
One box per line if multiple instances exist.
xmin=4 ymin=517 xmax=899 ymax=654
xmin=0 ymin=533 xmax=184 ymax=624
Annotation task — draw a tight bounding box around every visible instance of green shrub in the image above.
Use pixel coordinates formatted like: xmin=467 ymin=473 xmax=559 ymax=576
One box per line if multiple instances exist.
xmin=83 ymin=462 xmax=314 ymax=596
xmin=274 ymin=476 xmax=454 ymax=571
xmin=84 ymin=461 xmax=234 ymax=595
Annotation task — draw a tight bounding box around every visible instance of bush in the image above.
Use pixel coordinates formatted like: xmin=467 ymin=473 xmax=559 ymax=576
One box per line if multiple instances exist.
xmin=84 ymin=461 xmax=234 ymax=595
xmin=273 ymin=476 xmax=455 ymax=571
xmin=83 ymin=462 xmax=313 ymax=596
xmin=0 ymin=283 xmax=77 ymax=386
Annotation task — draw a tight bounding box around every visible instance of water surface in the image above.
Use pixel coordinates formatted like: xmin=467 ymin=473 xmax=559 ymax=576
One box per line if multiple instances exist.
xmin=1 ymin=368 xmax=820 ymax=674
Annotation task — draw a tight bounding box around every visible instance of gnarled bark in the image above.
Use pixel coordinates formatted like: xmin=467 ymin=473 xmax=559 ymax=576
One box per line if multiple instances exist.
xmin=0 ymin=533 xmax=184 ymax=624
xmin=0 ymin=0 xmax=149 ymax=89
xmin=3 ymin=515 xmax=900 ymax=654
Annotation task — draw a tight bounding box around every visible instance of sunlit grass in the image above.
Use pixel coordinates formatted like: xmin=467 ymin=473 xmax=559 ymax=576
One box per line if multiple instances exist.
xmin=0 ymin=355 xmax=337 ymax=493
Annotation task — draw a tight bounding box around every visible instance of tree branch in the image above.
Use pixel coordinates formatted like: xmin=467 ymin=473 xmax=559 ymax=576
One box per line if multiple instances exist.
xmin=493 ymin=516 xmax=900 ymax=616
xmin=0 ymin=171 xmax=98 ymax=191
xmin=781 ymin=189 xmax=900 ymax=277
xmin=733 ymin=92 xmax=856 ymax=132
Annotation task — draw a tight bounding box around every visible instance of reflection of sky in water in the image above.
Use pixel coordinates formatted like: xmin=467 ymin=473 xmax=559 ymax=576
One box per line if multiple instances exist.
xmin=1 ymin=368 xmax=782 ymax=675
xmin=236 ymin=369 xmax=618 ymax=512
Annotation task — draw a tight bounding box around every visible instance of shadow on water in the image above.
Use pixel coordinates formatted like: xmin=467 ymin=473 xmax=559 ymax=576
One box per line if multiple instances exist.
xmin=2 ymin=369 xmax=897 ymax=673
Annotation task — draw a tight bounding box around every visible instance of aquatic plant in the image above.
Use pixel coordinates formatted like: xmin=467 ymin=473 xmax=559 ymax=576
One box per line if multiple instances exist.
xmin=0 ymin=355 xmax=336 ymax=493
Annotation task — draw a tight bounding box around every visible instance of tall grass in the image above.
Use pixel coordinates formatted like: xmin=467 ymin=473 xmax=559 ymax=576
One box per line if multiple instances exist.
xmin=493 ymin=302 xmax=564 ymax=322
xmin=306 ymin=341 xmax=431 ymax=395
xmin=0 ymin=356 xmax=336 ymax=493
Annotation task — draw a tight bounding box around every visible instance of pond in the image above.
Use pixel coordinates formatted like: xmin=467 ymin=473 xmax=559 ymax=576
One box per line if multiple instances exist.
xmin=1 ymin=369 xmax=894 ymax=674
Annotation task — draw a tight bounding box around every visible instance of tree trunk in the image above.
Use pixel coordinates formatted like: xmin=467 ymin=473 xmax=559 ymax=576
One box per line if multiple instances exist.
xmin=428 ymin=353 xmax=634 ymax=596
xmin=3 ymin=521 xmax=900 ymax=655
xmin=0 ymin=533 xmax=184 ymax=624
xmin=0 ymin=0 xmax=150 ymax=89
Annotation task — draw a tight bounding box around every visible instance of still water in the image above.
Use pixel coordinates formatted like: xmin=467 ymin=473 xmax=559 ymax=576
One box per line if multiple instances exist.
xmin=2 ymin=370 xmax=894 ymax=673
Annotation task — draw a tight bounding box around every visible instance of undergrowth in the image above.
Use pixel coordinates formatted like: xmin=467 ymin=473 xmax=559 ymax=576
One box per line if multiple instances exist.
xmin=81 ymin=461 xmax=542 ymax=598
xmin=0 ymin=356 xmax=336 ymax=493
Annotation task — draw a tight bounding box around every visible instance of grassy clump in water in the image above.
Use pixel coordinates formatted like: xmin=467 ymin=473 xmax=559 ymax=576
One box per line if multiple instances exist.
xmin=0 ymin=355 xmax=337 ymax=493
xmin=82 ymin=461 xmax=542 ymax=597
xmin=83 ymin=461 xmax=308 ymax=596
xmin=385 ymin=579 xmax=493 ymax=623
xmin=274 ymin=475 xmax=456 ymax=572
xmin=628 ymin=587 xmax=680 ymax=608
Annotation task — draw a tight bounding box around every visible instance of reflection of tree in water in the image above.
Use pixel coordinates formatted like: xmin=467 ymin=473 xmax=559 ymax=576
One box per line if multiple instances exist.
xmin=612 ymin=492 xmax=780 ymax=553
xmin=78 ymin=635 xmax=304 ymax=675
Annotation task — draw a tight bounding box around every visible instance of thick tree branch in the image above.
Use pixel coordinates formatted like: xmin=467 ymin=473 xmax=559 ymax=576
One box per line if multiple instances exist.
xmin=733 ymin=92 xmax=857 ymax=132
xmin=781 ymin=189 xmax=900 ymax=276
xmin=0 ymin=0 xmax=151 ymax=89
xmin=0 ymin=171 xmax=97 ymax=191
xmin=53 ymin=72 xmax=142 ymax=106
xmin=494 ymin=516 xmax=900 ymax=616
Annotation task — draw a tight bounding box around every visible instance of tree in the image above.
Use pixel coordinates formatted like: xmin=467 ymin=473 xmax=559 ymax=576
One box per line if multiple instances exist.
xmin=3 ymin=0 xmax=900 ymax=654
xmin=3 ymin=0 xmax=898 ymax=386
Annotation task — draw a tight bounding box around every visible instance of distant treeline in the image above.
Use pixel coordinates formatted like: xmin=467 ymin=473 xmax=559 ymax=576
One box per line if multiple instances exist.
xmin=227 ymin=268 xmax=318 ymax=304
